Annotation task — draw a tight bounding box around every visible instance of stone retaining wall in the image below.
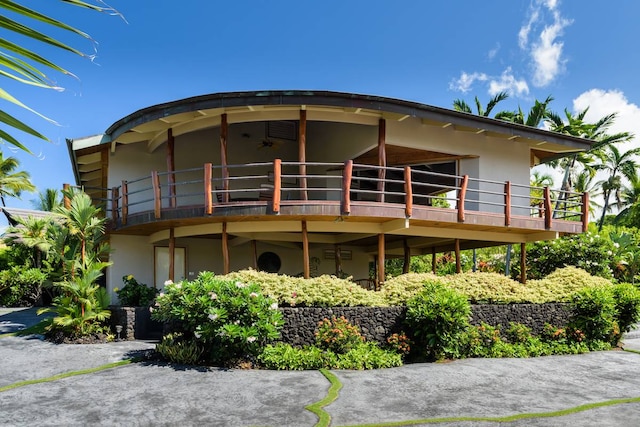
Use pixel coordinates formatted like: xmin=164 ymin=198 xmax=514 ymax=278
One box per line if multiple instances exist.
xmin=280 ymin=303 xmax=573 ymax=346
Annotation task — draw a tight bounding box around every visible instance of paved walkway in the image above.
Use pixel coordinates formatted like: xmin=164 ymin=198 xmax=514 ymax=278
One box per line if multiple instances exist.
xmin=1 ymin=307 xmax=640 ymax=426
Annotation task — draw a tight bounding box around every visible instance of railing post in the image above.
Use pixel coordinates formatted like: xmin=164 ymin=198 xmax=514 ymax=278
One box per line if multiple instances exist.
xmin=273 ymin=159 xmax=281 ymax=213
xmin=544 ymin=186 xmax=552 ymax=229
xmin=111 ymin=186 xmax=119 ymax=223
xmin=404 ymin=166 xmax=413 ymax=218
xmin=204 ymin=163 xmax=213 ymax=215
xmin=342 ymin=160 xmax=353 ymax=215
xmin=581 ymin=192 xmax=590 ymax=232
xmin=504 ymin=181 xmax=511 ymax=226
xmin=63 ymin=183 xmax=71 ymax=209
xmin=121 ymin=180 xmax=129 ymax=226
xmin=457 ymin=175 xmax=469 ymax=222
xmin=152 ymin=171 xmax=161 ymax=219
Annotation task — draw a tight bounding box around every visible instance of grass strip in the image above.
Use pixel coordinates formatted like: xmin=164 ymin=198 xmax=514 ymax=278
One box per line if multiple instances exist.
xmin=339 ymin=396 xmax=640 ymax=426
xmin=0 ymin=359 xmax=134 ymax=393
xmin=623 ymin=348 xmax=640 ymax=355
xmin=305 ymin=369 xmax=343 ymax=427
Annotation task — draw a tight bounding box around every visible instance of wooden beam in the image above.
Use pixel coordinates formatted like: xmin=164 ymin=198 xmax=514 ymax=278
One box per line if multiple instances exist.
xmin=520 ymin=242 xmax=527 ymax=284
xmin=403 ymin=239 xmax=410 ymax=274
xmin=222 ymin=222 xmax=230 ymax=274
xmin=152 ymin=170 xmax=161 ymax=219
xmin=581 ymin=192 xmax=589 ymax=232
xmin=377 ymin=233 xmax=385 ymax=289
xmin=204 ymin=163 xmax=213 ymax=214
xmin=121 ymin=180 xmax=128 ymax=225
xmin=544 ymin=186 xmax=552 ymax=229
xmin=504 ymin=181 xmax=511 ymax=226
xmin=299 ymin=110 xmax=308 ymax=200
xmin=302 ymin=221 xmax=310 ymax=279
xmin=169 ymin=228 xmax=175 ymax=282
xmin=431 ymin=246 xmax=436 ymax=274
xmin=377 ymin=118 xmax=386 ymax=203
xmin=100 ymin=147 xmax=109 ymax=207
xmin=167 ymin=128 xmax=176 ymax=208
xmin=457 ymin=175 xmax=468 ymax=222
xmin=220 ymin=113 xmax=229 ymax=203
xmin=273 ymin=159 xmax=281 ymax=213
xmin=404 ymin=166 xmax=413 ymax=217
xmin=454 ymin=239 xmax=461 ymax=273
xmin=63 ymin=183 xmax=71 ymax=209
xmin=111 ymin=186 xmax=119 ymax=223
xmin=342 ymin=159 xmax=353 ymax=214
xmin=251 ymin=240 xmax=258 ymax=270
xmin=335 ymin=244 xmax=342 ymax=276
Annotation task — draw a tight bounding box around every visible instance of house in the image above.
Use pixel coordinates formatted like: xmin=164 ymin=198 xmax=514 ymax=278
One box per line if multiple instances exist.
xmin=66 ymin=90 xmax=592 ymax=298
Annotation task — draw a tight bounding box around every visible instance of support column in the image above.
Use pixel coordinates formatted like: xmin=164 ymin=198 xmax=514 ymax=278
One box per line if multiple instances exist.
xmin=220 ymin=113 xmax=229 ymax=203
xmin=251 ymin=240 xmax=258 ymax=270
xmin=222 ymin=222 xmax=230 ymax=274
xmin=520 ymin=242 xmax=527 ymax=284
xmin=302 ymin=221 xmax=310 ymax=279
xmin=454 ymin=239 xmax=461 ymax=274
xmin=63 ymin=183 xmax=71 ymax=209
xmin=168 ymin=228 xmax=175 ymax=282
xmin=377 ymin=118 xmax=386 ymax=203
xmin=402 ymin=240 xmax=410 ymax=274
xmin=377 ymin=234 xmax=385 ymax=289
xmin=299 ymin=110 xmax=308 ymax=200
xmin=334 ymin=244 xmax=342 ymax=276
xmin=167 ymin=128 xmax=176 ymax=208
xmin=431 ymin=247 xmax=436 ymax=274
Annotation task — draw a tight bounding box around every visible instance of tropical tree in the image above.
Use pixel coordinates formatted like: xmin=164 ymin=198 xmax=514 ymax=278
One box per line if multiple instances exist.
xmin=32 ymin=188 xmax=62 ymax=211
xmin=573 ymin=169 xmax=603 ymax=218
xmin=0 ymin=0 xmax=122 ymax=153
xmin=595 ymin=144 xmax=640 ymax=230
xmin=453 ymin=91 xmax=510 ymax=117
xmin=615 ymin=174 xmax=640 ymax=226
xmin=530 ymin=170 xmax=554 ymax=215
xmin=0 ymin=152 xmax=35 ymax=206
xmin=497 ymin=95 xmax=554 ymax=127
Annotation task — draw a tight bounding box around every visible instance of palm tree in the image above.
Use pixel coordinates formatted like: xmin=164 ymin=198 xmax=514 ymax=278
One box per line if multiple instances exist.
xmin=453 ymin=91 xmax=510 ymax=117
xmin=32 ymin=188 xmax=62 ymax=211
xmin=530 ymin=170 xmax=554 ymax=215
xmin=0 ymin=1 xmax=122 ymax=153
xmin=573 ymin=169 xmax=603 ymax=218
xmin=497 ymin=95 xmax=554 ymax=127
xmin=0 ymin=153 xmax=36 ymax=206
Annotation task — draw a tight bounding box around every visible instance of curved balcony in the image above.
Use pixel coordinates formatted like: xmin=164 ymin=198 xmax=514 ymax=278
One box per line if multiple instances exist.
xmin=94 ymin=161 xmax=588 ymax=239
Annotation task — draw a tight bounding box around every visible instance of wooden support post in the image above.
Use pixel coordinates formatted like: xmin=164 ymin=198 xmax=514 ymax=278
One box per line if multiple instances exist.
xmin=377 ymin=233 xmax=385 ymax=289
xmin=167 ymin=128 xmax=176 ymax=208
xmin=152 ymin=170 xmax=161 ymax=219
xmin=581 ymin=192 xmax=590 ymax=232
xmin=299 ymin=110 xmax=308 ymax=201
xmin=222 ymin=222 xmax=230 ymax=275
xmin=302 ymin=221 xmax=310 ymax=279
xmin=204 ymin=163 xmax=213 ymax=214
xmin=273 ymin=159 xmax=282 ymax=213
xmin=403 ymin=239 xmax=410 ymax=274
xmin=454 ymin=239 xmax=461 ymax=274
xmin=504 ymin=181 xmax=511 ymax=226
xmin=100 ymin=148 xmax=109 ymax=208
xmin=544 ymin=186 xmax=552 ymax=229
xmin=220 ymin=113 xmax=229 ymax=203
xmin=63 ymin=183 xmax=71 ymax=209
xmin=404 ymin=166 xmax=413 ymax=217
xmin=377 ymin=118 xmax=386 ymax=203
xmin=334 ymin=244 xmax=342 ymax=276
xmin=121 ymin=180 xmax=128 ymax=226
xmin=457 ymin=175 xmax=469 ymax=222
xmin=111 ymin=186 xmax=119 ymax=223
xmin=432 ymin=247 xmax=436 ymax=274
xmin=342 ymin=160 xmax=353 ymax=214
xmin=520 ymin=242 xmax=527 ymax=284
xmin=168 ymin=228 xmax=175 ymax=283
xmin=251 ymin=240 xmax=258 ymax=270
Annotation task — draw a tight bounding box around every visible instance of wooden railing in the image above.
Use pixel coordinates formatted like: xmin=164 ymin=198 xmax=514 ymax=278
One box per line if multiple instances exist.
xmin=97 ymin=160 xmax=587 ymax=231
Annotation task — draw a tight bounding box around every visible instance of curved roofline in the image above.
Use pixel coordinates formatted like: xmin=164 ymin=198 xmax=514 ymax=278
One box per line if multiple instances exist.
xmin=105 ymin=90 xmax=594 ymax=150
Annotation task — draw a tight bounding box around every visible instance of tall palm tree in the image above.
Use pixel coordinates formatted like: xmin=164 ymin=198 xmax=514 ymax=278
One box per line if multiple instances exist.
xmin=595 ymin=144 xmax=640 ymax=230
xmin=0 ymin=153 xmax=36 ymax=206
xmin=32 ymin=188 xmax=62 ymax=211
xmin=530 ymin=170 xmax=554 ymax=215
xmin=453 ymin=91 xmax=510 ymax=117
xmin=573 ymin=169 xmax=603 ymax=218
xmin=497 ymin=95 xmax=554 ymax=127
xmin=615 ymin=174 xmax=640 ymax=225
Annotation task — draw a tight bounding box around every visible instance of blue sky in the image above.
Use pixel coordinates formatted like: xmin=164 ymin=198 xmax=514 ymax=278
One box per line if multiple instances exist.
xmin=3 ymin=0 xmax=640 ymax=215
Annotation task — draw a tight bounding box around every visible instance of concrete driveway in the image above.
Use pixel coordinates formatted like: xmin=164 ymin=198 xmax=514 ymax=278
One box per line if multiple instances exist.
xmin=2 ymin=307 xmax=640 ymax=426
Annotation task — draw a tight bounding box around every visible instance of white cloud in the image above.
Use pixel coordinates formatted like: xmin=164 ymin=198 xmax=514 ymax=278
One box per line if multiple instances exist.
xmin=488 ymin=67 xmax=530 ymax=97
xmin=487 ymin=43 xmax=501 ymax=60
xmin=449 ymin=71 xmax=488 ymax=93
xmin=519 ymin=0 xmax=572 ymax=87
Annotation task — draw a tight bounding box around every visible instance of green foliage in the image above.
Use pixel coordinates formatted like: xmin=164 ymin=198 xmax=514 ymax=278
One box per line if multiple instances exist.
xmin=569 ymin=286 xmax=617 ymax=343
xmin=611 ymin=283 xmax=640 ymax=333
xmin=258 ymin=342 xmax=402 ymax=370
xmin=315 ymin=316 xmax=364 ymax=354
xmin=156 ymin=333 xmax=204 ymax=365
xmin=405 ymin=281 xmax=471 ymax=360
xmin=0 ymin=265 xmax=47 ymax=306
xmin=115 ymin=275 xmax=159 ymax=306
xmin=386 ymin=332 xmax=412 ymax=356
xmin=152 ymin=272 xmax=283 ymax=364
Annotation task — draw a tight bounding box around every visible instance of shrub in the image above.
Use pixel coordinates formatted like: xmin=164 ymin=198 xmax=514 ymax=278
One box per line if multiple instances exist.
xmin=505 ymin=322 xmax=532 ymax=344
xmin=152 ymin=272 xmax=283 ymax=364
xmin=569 ymin=286 xmax=617 ymax=343
xmin=315 ymin=316 xmax=364 ymax=354
xmin=115 ymin=275 xmax=159 ymax=306
xmin=333 ymin=342 xmax=403 ymax=369
xmin=0 ymin=266 xmax=47 ymax=307
xmin=380 ymin=273 xmax=439 ymax=306
xmin=156 ymin=333 xmax=204 ymax=365
xmin=611 ymin=283 xmax=640 ymax=334
xmin=405 ymin=281 xmax=471 ymax=360
xmin=386 ymin=332 xmax=412 ymax=356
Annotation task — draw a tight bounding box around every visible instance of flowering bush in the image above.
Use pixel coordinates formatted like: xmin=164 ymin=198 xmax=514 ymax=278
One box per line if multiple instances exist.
xmin=315 ymin=316 xmax=364 ymax=354
xmin=151 ymin=272 xmax=283 ymax=364
xmin=115 ymin=275 xmax=159 ymax=306
xmin=386 ymin=332 xmax=412 ymax=356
